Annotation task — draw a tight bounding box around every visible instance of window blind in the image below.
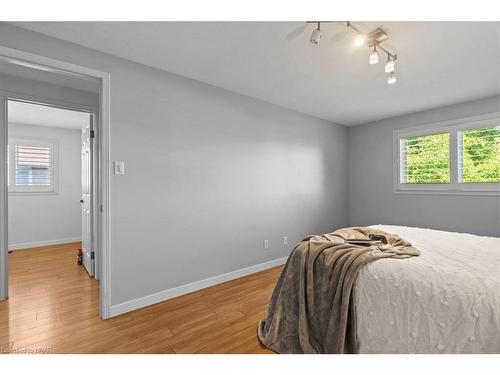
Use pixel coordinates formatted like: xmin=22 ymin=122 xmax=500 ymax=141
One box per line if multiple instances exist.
xmin=15 ymin=144 xmax=52 ymax=187
xmin=400 ymin=132 xmax=450 ymax=184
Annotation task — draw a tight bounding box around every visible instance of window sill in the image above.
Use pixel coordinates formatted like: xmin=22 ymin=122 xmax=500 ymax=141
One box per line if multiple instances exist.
xmin=393 ymin=189 xmax=500 ymax=196
xmin=8 ymin=190 xmax=58 ymax=196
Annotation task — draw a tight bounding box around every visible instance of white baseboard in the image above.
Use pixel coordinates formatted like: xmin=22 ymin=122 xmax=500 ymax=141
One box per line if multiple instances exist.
xmin=109 ymin=256 xmax=288 ymax=317
xmin=8 ymin=237 xmax=82 ymax=251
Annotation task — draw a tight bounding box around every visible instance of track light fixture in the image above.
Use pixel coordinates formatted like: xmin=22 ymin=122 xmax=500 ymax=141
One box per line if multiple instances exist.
xmin=369 ymin=45 xmax=380 ymax=65
xmin=304 ymin=21 xmax=399 ymax=85
xmin=310 ymin=22 xmax=321 ymax=45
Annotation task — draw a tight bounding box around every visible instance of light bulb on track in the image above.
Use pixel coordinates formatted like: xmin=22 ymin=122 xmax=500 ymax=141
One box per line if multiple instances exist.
xmin=353 ymin=34 xmax=366 ymax=48
xmin=387 ymin=72 xmax=397 ymax=84
xmin=369 ymin=45 xmax=379 ymax=64
xmin=385 ymin=55 xmax=395 ymax=73
xmin=310 ymin=22 xmax=321 ymax=45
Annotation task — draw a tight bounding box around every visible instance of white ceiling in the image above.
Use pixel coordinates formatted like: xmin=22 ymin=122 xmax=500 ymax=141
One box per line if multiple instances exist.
xmin=8 ymin=100 xmax=90 ymax=130
xmin=11 ymin=22 xmax=500 ymax=126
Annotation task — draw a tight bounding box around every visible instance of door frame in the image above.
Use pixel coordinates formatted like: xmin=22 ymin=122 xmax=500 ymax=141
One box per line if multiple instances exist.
xmin=0 ymin=46 xmax=112 ymax=319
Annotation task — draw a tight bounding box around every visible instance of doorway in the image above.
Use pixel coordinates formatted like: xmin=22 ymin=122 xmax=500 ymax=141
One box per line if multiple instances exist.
xmin=0 ymin=46 xmax=111 ymax=318
xmin=7 ymin=100 xmax=97 ymax=278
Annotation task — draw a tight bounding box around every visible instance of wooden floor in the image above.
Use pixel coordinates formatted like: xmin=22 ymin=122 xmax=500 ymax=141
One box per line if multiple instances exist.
xmin=0 ymin=243 xmax=282 ymax=353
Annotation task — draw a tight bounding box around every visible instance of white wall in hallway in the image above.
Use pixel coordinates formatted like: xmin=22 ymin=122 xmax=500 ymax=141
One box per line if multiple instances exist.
xmin=8 ymin=123 xmax=82 ymax=250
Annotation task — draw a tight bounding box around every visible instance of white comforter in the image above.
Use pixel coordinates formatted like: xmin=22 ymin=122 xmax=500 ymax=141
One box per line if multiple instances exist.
xmin=355 ymin=225 xmax=500 ymax=354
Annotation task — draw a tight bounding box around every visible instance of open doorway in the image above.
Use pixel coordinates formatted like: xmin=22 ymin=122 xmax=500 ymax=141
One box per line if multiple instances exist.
xmin=0 ymin=47 xmax=110 ymax=319
xmin=7 ymin=100 xmax=97 ymax=277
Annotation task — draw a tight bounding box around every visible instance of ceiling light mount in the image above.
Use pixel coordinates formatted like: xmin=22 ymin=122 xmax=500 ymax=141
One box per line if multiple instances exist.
xmin=366 ymin=28 xmax=389 ymax=48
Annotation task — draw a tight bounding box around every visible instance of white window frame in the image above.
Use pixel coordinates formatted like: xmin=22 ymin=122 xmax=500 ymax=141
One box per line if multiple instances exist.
xmin=393 ymin=112 xmax=500 ymax=196
xmin=7 ymin=137 xmax=59 ymax=195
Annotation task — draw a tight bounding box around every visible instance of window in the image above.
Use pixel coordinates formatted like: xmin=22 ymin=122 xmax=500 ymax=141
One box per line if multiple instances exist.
xmin=458 ymin=126 xmax=500 ymax=183
xmin=394 ymin=114 xmax=500 ymax=194
xmin=8 ymin=138 xmax=58 ymax=194
xmin=400 ymin=132 xmax=450 ymax=184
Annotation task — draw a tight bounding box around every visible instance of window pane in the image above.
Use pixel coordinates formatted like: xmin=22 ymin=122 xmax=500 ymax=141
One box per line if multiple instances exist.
xmin=15 ymin=145 xmax=52 ymax=186
xmin=400 ymin=133 xmax=450 ymax=184
xmin=460 ymin=126 xmax=500 ymax=183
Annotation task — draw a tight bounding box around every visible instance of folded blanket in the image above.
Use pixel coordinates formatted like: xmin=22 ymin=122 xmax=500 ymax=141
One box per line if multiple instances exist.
xmin=257 ymin=227 xmax=420 ymax=354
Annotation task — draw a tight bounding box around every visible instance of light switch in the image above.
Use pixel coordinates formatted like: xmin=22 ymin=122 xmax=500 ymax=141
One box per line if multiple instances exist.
xmin=114 ymin=161 xmax=125 ymax=175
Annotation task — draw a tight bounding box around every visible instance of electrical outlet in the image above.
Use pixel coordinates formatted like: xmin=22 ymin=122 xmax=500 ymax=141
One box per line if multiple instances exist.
xmin=263 ymin=240 xmax=269 ymax=250
xmin=283 ymin=236 xmax=288 ymax=245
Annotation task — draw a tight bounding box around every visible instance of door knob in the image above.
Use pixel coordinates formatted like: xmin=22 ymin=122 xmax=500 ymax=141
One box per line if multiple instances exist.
xmin=80 ymin=199 xmax=84 ymax=203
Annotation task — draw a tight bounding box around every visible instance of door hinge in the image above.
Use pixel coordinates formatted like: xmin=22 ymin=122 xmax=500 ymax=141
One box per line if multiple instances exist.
xmin=90 ymin=130 xmax=95 ymax=138
xmin=90 ymin=251 xmax=95 ymax=260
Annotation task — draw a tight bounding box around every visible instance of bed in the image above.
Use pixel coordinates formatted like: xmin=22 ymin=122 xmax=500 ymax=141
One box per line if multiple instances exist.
xmin=259 ymin=225 xmax=500 ymax=354
xmin=355 ymin=225 xmax=500 ymax=354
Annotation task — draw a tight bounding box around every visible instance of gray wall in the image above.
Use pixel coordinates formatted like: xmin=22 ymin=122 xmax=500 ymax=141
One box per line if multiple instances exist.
xmin=348 ymin=95 xmax=500 ymax=237
xmin=8 ymin=123 xmax=81 ymax=249
xmin=0 ymin=24 xmax=348 ymax=307
xmin=0 ymin=72 xmax=98 ymax=110
xmin=1 ymin=23 xmax=497 ymax=315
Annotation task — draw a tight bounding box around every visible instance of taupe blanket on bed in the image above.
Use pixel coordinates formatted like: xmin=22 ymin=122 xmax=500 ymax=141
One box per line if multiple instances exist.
xmin=257 ymin=227 xmax=420 ymax=354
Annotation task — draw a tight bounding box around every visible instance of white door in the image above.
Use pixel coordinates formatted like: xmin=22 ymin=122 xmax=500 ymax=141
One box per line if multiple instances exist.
xmin=81 ymin=114 xmax=94 ymax=277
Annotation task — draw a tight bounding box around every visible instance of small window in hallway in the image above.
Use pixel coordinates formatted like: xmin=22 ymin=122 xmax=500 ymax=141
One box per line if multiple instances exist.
xmin=7 ymin=138 xmax=57 ymax=194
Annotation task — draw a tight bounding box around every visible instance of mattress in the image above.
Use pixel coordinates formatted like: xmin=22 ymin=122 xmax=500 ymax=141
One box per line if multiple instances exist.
xmin=354 ymin=225 xmax=500 ymax=353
